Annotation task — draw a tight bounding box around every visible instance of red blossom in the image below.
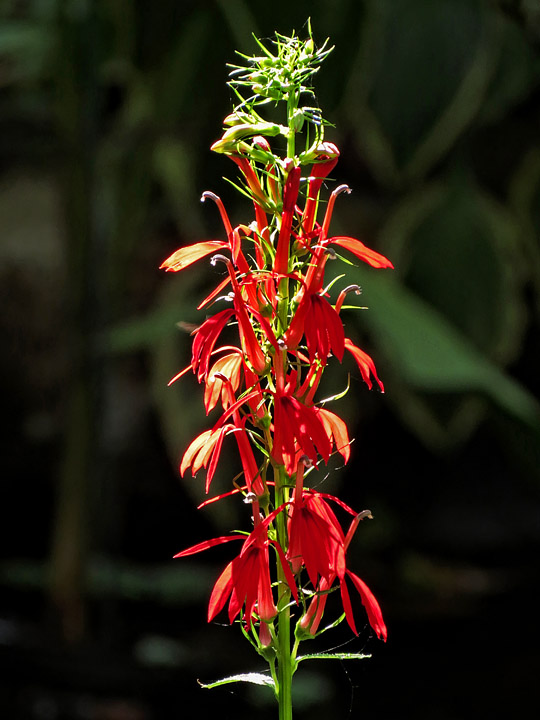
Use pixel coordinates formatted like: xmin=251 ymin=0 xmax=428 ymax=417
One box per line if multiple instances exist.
xmin=204 ymin=351 xmax=244 ymax=413
xmin=275 ymin=164 xmax=302 ymax=275
xmin=304 ymin=294 xmax=345 ymax=362
xmin=180 ymin=424 xmax=234 ymax=492
xmin=272 ymin=392 xmax=332 ymax=474
xmin=318 ymin=408 xmax=351 ymax=463
xmin=287 ymin=490 xmax=347 ymax=585
xmin=327 ymin=236 xmax=394 ymax=270
xmin=175 ymin=508 xmax=297 ymax=628
xmin=191 ymin=309 xmax=235 ymax=382
xmin=345 ymin=338 xmax=385 ymax=392
xmin=300 ymin=510 xmax=387 ymax=641
xmin=160 ymin=240 xmax=229 ymax=272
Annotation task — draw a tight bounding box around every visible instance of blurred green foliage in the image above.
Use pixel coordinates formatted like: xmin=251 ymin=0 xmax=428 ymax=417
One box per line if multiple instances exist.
xmin=1 ymin=0 xmax=540 ymax=644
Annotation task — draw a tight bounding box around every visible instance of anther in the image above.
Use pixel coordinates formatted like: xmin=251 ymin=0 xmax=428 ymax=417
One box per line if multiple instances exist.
xmin=210 ymin=254 xmax=231 ymax=267
xmin=299 ymin=455 xmax=313 ymax=469
xmin=201 ymin=190 xmax=220 ymax=204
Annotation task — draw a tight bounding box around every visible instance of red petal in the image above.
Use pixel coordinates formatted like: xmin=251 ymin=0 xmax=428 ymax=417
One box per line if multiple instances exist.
xmin=328 ymin=236 xmax=394 ymax=270
xmin=197 ymin=276 xmax=231 ymax=311
xmin=180 ymin=429 xmax=213 ymax=476
xmin=191 ymin=309 xmax=235 ymax=381
xmin=344 ymin=338 xmax=384 ymax=392
xmin=208 ymin=561 xmax=234 ymax=622
xmin=346 ymin=570 xmax=387 ymax=642
xmin=318 ymin=408 xmax=351 ymax=463
xmin=160 ymin=240 xmax=229 ymax=272
xmin=340 ymin=575 xmax=358 ymax=635
xmin=174 ymin=534 xmax=242 ymax=558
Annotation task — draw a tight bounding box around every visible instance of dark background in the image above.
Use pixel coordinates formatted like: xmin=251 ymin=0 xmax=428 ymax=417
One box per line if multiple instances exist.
xmin=2 ymin=1 xmax=540 ymax=718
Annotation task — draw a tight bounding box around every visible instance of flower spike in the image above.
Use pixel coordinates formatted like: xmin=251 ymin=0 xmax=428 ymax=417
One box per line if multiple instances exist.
xmin=164 ymin=26 xmax=391 ymax=716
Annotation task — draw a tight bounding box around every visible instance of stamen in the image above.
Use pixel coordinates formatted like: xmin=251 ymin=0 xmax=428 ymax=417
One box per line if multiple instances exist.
xmin=299 ymin=455 xmax=313 ymax=469
xmin=201 ymin=190 xmax=220 ymax=204
xmin=343 ymin=284 xmax=362 ymax=296
xmin=210 ymin=254 xmax=231 ymax=267
xmin=335 ymin=284 xmax=362 ymax=314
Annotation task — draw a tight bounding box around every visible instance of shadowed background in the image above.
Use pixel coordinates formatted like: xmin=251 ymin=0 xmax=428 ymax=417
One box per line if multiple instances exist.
xmin=1 ymin=1 xmax=540 ymax=718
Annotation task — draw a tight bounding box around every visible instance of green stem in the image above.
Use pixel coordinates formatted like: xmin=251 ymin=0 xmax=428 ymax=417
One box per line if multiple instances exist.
xmin=274 ymin=464 xmax=293 ymax=720
xmin=286 ymin=90 xmax=297 ymax=160
xmin=277 ymin=604 xmax=293 ymax=720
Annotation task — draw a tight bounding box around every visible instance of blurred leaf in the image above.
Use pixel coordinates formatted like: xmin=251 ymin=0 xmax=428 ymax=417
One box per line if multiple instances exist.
xmin=479 ymin=10 xmax=540 ymax=124
xmin=509 ymin=146 xmax=540 ymax=316
xmin=101 ymin=274 xmax=199 ymax=354
xmin=153 ymin=138 xmax=203 ymax=237
xmin=346 ymin=0 xmax=498 ymax=185
xmin=0 ymin=21 xmax=54 ymax=83
xmin=380 ymin=177 xmax=527 ymax=363
xmin=152 ymin=8 xmax=213 ymax=122
xmin=0 ymin=558 xmax=214 ymax=604
xmin=347 ymin=266 xmax=540 ymax=432
xmin=216 ymin=0 xmax=260 ymax=54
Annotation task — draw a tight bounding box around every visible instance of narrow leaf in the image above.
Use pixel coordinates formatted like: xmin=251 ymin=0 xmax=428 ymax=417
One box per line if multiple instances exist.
xmin=297 ymin=652 xmax=371 ymax=663
xmin=199 ymin=672 xmax=275 ymax=689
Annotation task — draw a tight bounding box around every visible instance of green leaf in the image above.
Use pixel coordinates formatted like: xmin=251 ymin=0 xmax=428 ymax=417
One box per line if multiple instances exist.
xmin=348 ymin=266 xmax=540 ymax=432
xmin=380 ymin=179 xmax=527 ymax=363
xmin=199 ymin=672 xmax=275 ymax=690
xmin=297 ymin=652 xmax=371 ymax=663
xmin=346 ymin=0 xmax=498 ymax=183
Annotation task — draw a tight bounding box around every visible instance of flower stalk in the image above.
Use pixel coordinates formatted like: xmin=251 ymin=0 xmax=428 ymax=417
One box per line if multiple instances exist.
xmin=162 ymin=23 xmax=392 ymax=717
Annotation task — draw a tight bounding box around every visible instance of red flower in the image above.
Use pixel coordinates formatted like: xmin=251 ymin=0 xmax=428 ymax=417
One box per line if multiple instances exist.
xmin=209 ymin=523 xmax=277 ymax=625
xmin=160 ymin=240 xmax=229 ymax=272
xmin=180 ymin=424 xmax=233 ymax=492
xmin=191 ymin=309 xmax=235 ymax=382
xmin=318 ymin=408 xmax=351 ymax=463
xmin=287 ymin=490 xmax=350 ymax=584
xmin=345 ymin=338 xmax=385 ymax=392
xmin=275 ymin=164 xmax=301 ymax=275
xmin=175 ymin=509 xmax=297 ymax=628
xmin=300 ymin=143 xmax=340 ymax=236
xmin=204 ymin=351 xmax=244 ymax=414
xmin=327 ymin=236 xmax=394 ymax=270
xmin=300 ymin=511 xmax=387 ymax=641
xmin=304 ymin=294 xmax=345 ymax=362
xmin=285 ymin=292 xmax=344 ymax=362
xmin=273 ymin=392 xmax=332 ymax=474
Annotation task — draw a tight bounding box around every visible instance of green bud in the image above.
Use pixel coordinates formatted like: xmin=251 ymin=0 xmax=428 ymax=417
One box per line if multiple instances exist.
xmin=291 ymin=108 xmax=305 ymax=133
xmin=211 ymin=122 xmax=286 ymax=153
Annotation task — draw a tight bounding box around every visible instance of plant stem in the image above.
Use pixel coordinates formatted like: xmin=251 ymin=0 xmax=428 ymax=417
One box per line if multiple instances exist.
xmin=274 ymin=464 xmax=293 ymax=720
xmin=277 ymin=604 xmax=293 ymax=720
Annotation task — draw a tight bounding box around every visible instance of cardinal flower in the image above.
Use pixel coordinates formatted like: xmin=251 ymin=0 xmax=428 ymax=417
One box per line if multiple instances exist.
xmin=175 ymin=509 xmax=297 ymax=628
xmin=300 ymin=512 xmax=387 ymax=641
xmin=284 ymin=291 xmax=345 ymax=362
xmin=160 ymin=239 xmax=229 ymax=272
xmin=345 ymin=338 xmax=385 ymax=392
xmin=287 ymin=489 xmax=351 ymax=585
xmin=180 ymin=424 xmax=233 ymax=492
xmin=272 ymin=391 xmax=332 ymax=474
xmin=204 ymin=350 xmax=244 ymax=414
